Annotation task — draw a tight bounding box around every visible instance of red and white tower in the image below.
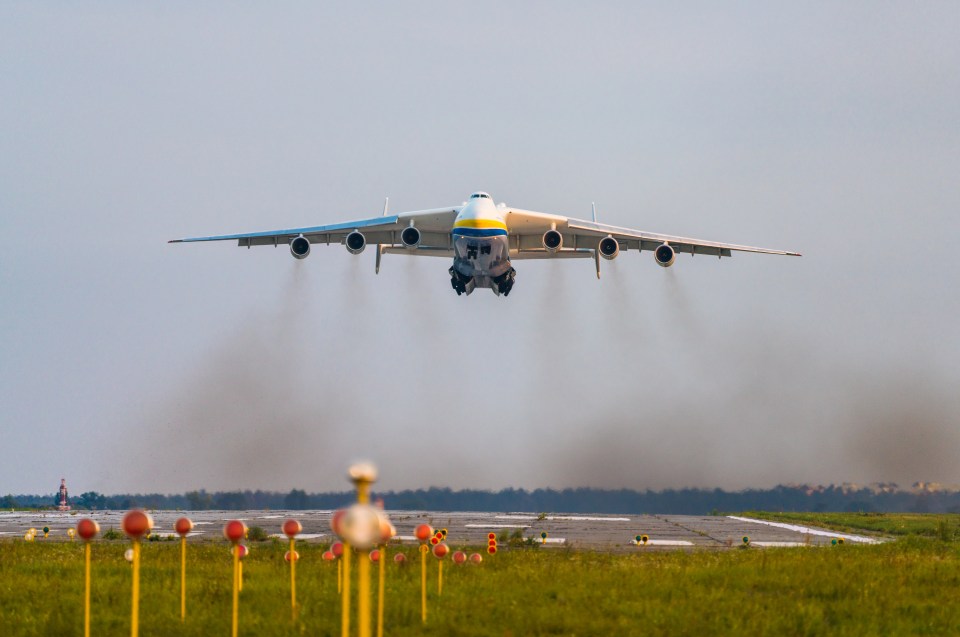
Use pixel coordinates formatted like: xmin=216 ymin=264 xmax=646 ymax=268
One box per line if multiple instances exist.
xmin=57 ymin=478 xmax=70 ymax=511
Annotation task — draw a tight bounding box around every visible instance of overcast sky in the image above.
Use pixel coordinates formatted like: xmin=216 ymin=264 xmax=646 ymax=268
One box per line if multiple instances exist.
xmin=2 ymin=2 xmax=959 ymax=496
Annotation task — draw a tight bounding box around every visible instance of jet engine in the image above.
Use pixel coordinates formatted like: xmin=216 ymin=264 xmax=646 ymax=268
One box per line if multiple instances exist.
xmin=598 ymin=235 xmax=620 ymax=260
xmin=290 ymin=235 xmax=311 ymax=260
xmin=542 ymin=229 xmax=563 ymax=253
xmin=654 ymin=243 xmax=676 ymax=267
xmin=345 ymin=231 xmax=366 ymax=255
xmin=400 ymin=226 xmax=421 ymax=249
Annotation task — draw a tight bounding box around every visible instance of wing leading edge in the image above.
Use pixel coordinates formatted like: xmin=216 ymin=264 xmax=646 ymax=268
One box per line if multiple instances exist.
xmin=505 ymin=208 xmax=801 ymax=259
xmin=169 ymin=207 xmax=460 ymax=249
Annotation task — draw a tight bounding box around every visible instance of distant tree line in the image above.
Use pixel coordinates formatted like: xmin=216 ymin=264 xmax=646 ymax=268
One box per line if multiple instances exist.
xmin=4 ymin=485 xmax=960 ymax=513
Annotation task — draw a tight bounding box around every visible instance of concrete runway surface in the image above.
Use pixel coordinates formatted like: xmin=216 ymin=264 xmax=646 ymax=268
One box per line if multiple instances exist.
xmin=0 ymin=510 xmax=882 ymax=550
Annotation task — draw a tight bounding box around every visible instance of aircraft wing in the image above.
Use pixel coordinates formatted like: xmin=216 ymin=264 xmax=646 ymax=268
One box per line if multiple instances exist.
xmin=169 ymin=207 xmax=461 ymax=249
xmin=505 ymin=207 xmax=801 ymax=258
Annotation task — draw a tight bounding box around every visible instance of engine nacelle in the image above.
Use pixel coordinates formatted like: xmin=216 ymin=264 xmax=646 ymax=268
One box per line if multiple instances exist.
xmin=654 ymin=243 xmax=676 ymax=267
xmin=345 ymin=231 xmax=366 ymax=255
xmin=400 ymin=226 xmax=421 ymax=250
xmin=598 ymin=235 xmax=620 ymax=260
xmin=290 ymin=235 xmax=311 ymax=260
xmin=542 ymin=229 xmax=563 ymax=253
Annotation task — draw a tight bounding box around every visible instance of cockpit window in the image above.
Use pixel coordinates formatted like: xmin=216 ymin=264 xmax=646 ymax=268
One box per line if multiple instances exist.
xmin=471 ymin=192 xmax=490 ymax=199
xmin=471 ymin=194 xmax=480 ymax=198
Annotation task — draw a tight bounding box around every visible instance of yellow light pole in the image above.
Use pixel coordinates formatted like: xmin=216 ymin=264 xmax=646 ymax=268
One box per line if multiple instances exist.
xmin=432 ymin=542 xmax=449 ymax=595
xmin=223 ymin=520 xmax=247 ymax=637
xmin=76 ymin=519 xmax=100 ymax=637
xmin=358 ymin=545 xmax=370 ymax=637
xmin=341 ymin=543 xmax=351 ymax=637
xmin=376 ymin=546 xmax=386 ymax=637
xmin=84 ymin=542 xmax=92 ymax=630
xmin=282 ymin=519 xmax=303 ymax=620
xmin=350 ymin=463 xmax=376 ymax=637
xmin=332 ymin=463 xmax=394 ymax=637
xmin=330 ymin=507 xmax=349 ymax=636
xmin=236 ymin=544 xmax=248 ymax=592
xmin=121 ymin=510 xmax=154 ymax=637
xmin=174 ymin=517 xmax=193 ymax=621
xmin=180 ymin=538 xmax=187 ymax=615
xmin=233 ymin=545 xmax=240 ymax=629
xmin=420 ymin=544 xmax=428 ymax=621
xmin=414 ymin=524 xmax=433 ymax=623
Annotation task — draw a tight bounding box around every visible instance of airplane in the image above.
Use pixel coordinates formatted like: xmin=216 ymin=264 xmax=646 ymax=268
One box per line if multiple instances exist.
xmin=170 ymin=192 xmax=800 ymax=296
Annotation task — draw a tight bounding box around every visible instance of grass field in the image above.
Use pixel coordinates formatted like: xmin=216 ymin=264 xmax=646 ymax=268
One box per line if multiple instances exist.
xmin=744 ymin=511 xmax=960 ymax=540
xmin=3 ymin=521 xmax=960 ymax=636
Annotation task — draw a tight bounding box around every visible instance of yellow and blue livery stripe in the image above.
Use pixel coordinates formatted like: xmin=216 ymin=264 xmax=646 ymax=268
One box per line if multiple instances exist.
xmin=452 ymin=218 xmax=508 ymax=237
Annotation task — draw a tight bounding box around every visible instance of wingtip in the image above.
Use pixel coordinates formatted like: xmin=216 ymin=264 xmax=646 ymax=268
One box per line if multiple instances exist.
xmin=168 ymin=239 xmax=183 ymax=244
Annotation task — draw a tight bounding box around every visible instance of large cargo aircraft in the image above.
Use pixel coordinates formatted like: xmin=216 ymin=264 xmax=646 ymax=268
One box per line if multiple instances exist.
xmin=171 ymin=192 xmax=800 ymax=296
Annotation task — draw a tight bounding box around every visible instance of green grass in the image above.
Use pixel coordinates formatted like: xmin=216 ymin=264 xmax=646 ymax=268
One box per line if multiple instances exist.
xmin=3 ymin=533 xmax=960 ymax=636
xmin=742 ymin=511 xmax=960 ymax=540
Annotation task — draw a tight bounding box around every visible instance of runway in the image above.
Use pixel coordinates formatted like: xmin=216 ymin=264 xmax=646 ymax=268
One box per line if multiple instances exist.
xmin=0 ymin=510 xmax=882 ymax=550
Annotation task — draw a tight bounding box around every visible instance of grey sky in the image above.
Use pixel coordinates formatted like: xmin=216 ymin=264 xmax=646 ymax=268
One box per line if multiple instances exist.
xmin=2 ymin=2 xmax=959 ymax=495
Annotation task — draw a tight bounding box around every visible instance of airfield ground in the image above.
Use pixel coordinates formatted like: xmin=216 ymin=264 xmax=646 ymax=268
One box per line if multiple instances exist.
xmin=2 ymin=512 xmax=959 ymax=636
xmin=0 ymin=510 xmax=880 ymax=549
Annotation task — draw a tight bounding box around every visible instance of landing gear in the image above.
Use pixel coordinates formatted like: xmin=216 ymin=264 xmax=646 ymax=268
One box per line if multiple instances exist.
xmin=493 ymin=267 xmax=517 ymax=297
xmin=449 ymin=267 xmax=473 ymax=296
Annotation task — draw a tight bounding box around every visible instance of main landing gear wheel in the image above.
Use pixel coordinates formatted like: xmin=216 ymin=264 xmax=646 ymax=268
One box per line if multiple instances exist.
xmin=449 ymin=267 xmax=472 ymax=296
xmin=493 ymin=267 xmax=517 ymax=297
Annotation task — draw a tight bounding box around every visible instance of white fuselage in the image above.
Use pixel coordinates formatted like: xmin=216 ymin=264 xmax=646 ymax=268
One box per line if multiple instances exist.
xmin=449 ymin=192 xmax=514 ymax=295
